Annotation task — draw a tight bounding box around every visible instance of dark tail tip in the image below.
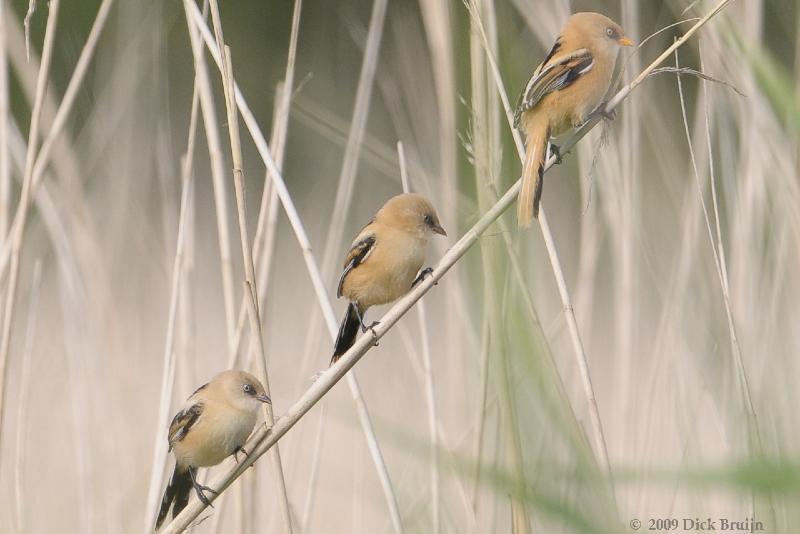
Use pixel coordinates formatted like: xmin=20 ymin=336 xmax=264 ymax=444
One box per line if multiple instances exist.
xmin=331 ymin=303 xmax=360 ymax=366
xmin=155 ymin=466 xmax=192 ymax=530
xmin=532 ymin=163 xmax=544 ymax=219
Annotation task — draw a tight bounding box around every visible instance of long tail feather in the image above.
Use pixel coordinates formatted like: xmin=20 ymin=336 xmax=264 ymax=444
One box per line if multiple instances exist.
xmin=517 ymin=119 xmax=549 ymax=227
xmin=331 ymin=302 xmax=360 ymax=365
xmin=155 ymin=465 xmax=192 ymax=530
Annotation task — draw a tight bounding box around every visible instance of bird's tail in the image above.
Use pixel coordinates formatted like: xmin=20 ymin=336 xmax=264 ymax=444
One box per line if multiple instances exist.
xmin=517 ymin=119 xmax=550 ymax=227
xmin=155 ymin=465 xmax=192 ymax=530
xmin=331 ymin=302 xmax=360 ymax=365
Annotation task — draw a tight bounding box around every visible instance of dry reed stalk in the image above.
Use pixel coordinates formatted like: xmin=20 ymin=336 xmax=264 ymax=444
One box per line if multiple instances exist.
xmin=162 ymin=4 xmax=734 ymax=532
xmin=202 ymin=8 xmax=247 ymax=530
xmin=220 ymin=43 xmax=295 ymax=533
xmin=228 ymin=0 xmax=302 ymax=369
xmin=0 ymin=0 xmax=59 ymax=463
xmin=184 ymin=6 xmax=238 ymax=360
xmin=183 ymin=4 xmax=405 ymax=533
xmin=22 ymin=0 xmax=35 ymax=61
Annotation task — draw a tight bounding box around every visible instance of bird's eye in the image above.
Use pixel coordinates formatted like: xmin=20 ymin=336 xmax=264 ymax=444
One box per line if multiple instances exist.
xmin=424 ymin=214 xmax=433 ymax=225
xmin=606 ymin=27 xmax=614 ymax=38
xmin=243 ymin=384 xmax=254 ymax=394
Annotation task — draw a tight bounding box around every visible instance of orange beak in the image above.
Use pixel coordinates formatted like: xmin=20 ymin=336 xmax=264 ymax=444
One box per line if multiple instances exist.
xmin=618 ymin=37 xmax=634 ymax=47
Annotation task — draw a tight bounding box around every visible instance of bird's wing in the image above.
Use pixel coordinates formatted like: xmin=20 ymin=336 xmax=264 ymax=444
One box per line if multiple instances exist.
xmin=167 ymin=402 xmax=204 ymax=451
xmin=513 ymin=46 xmax=594 ymax=128
xmin=336 ymin=232 xmax=377 ymax=298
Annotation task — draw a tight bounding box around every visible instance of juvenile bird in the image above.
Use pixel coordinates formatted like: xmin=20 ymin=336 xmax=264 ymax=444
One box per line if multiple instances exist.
xmin=331 ymin=193 xmax=446 ymax=364
xmin=155 ymin=370 xmax=271 ymax=530
xmin=514 ymin=12 xmax=633 ymax=226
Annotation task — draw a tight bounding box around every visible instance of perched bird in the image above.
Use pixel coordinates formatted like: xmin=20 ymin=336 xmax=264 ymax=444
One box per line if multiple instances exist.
xmin=155 ymin=370 xmax=271 ymax=530
xmin=331 ymin=193 xmax=446 ymax=364
xmin=514 ymin=12 xmax=633 ymax=226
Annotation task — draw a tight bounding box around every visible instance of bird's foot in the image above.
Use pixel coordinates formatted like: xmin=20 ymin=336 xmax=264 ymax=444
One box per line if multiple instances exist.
xmin=412 ymin=267 xmax=435 ymax=288
xmin=360 ymin=320 xmax=380 ymax=334
xmin=233 ymin=446 xmax=250 ymax=464
xmin=196 ymin=488 xmax=215 ymax=507
xmin=192 ymin=484 xmax=218 ymax=507
xmin=189 ymin=468 xmax=218 ymax=507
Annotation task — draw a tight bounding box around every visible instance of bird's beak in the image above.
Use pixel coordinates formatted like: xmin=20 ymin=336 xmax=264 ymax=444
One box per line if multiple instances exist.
xmin=432 ymin=224 xmax=447 ymax=236
xmin=618 ymin=36 xmax=634 ymax=47
xmin=256 ymin=394 xmax=272 ymax=404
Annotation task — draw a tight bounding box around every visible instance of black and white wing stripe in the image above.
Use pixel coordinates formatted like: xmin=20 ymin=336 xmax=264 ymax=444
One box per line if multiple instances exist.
xmin=167 ymin=403 xmax=203 ymax=450
xmin=336 ymin=234 xmax=377 ymax=298
xmin=513 ymin=46 xmax=594 ymax=128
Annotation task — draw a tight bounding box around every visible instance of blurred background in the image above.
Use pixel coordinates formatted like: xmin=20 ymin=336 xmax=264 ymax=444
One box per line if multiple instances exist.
xmin=0 ymin=0 xmax=798 ymax=532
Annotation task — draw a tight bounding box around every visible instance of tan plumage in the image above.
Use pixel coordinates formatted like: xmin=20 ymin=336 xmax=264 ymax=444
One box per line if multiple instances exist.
xmin=331 ymin=193 xmax=446 ymax=364
xmin=514 ymin=12 xmax=633 ymax=226
xmin=155 ymin=371 xmax=271 ymax=530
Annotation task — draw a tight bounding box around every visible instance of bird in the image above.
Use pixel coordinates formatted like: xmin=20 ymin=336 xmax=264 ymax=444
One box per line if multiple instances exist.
xmin=155 ymin=370 xmax=271 ymax=530
xmin=513 ymin=12 xmax=633 ymax=226
xmin=331 ymin=193 xmax=446 ymax=365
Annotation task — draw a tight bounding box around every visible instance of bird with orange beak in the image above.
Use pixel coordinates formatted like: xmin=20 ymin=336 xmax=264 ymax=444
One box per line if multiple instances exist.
xmin=514 ymin=12 xmax=633 ymax=226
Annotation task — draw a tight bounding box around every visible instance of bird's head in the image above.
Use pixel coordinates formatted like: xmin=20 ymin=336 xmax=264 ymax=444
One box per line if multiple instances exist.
xmin=377 ymin=193 xmax=447 ymax=240
xmin=570 ymin=12 xmax=634 ymax=51
xmin=217 ymin=370 xmax=271 ymax=411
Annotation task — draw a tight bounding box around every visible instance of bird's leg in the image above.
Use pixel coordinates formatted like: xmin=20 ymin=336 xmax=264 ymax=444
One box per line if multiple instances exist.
xmin=189 ymin=467 xmax=217 ymax=507
xmin=412 ymin=267 xmax=434 ymax=288
xmin=548 ymin=143 xmax=563 ymax=165
xmin=353 ymin=305 xmax=380 ymax=345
